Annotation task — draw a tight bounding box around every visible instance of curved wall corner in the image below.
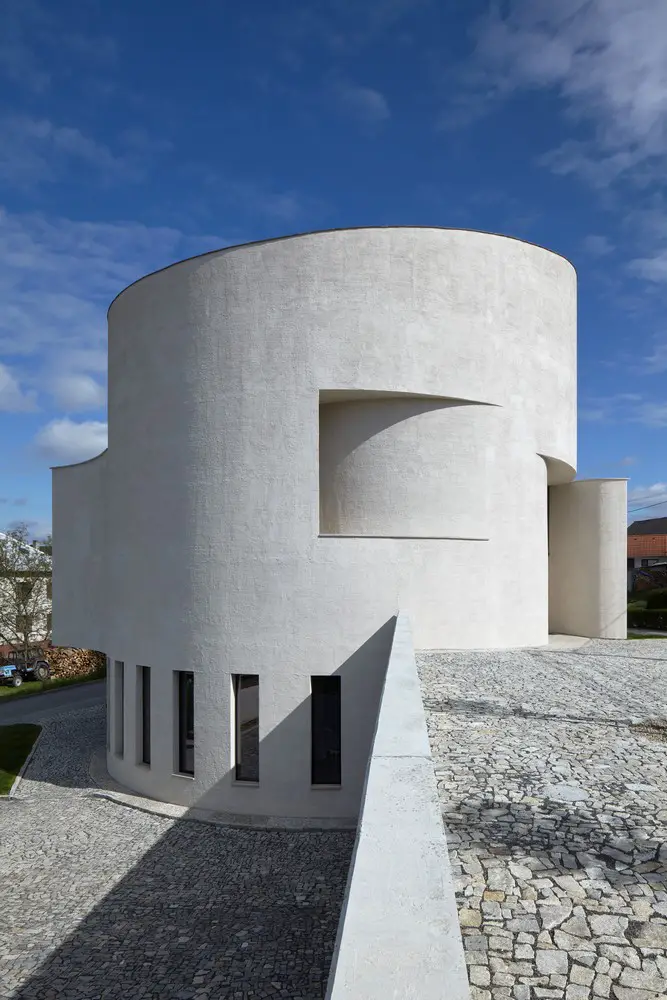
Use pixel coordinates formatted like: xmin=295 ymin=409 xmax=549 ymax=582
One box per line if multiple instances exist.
xmin=548 ymin=479 xmax=628 ymax=639
xmin=319 ymin=398 xmax=493 ymax=538
xmin=51 ymin=451 xmax=107 ymax=653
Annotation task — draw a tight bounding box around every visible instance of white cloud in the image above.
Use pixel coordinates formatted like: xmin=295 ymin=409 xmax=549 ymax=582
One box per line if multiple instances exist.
xmin=637 ymin=338 xmax=667 ymax=374
xmin=50 ymin=373 xmax=106 ymax=412
xmin=0 ymin=208 xmax=225 ymax=410
xmin=629 ymin=482 xmax=667 ymax=501
xmin=0 ymin=0 xmax=117 ymax=95
xmin=0 ymin=361 xmax=37 ymax=412
xmin=334 ymin=81 xmax=390 ymax=124
xmin=579 ymin=407 xmax=607 ymax=422
xmin=0 ymin=115 xmax=136 ymax=187
xmin=628 ymin=250 xmax=667 ymax=284
xmin=581 ymin=234 xmax=614 ymax=257
xmin=628 ymin=482 xmax=667 ymax=516
xmin=34 ymin=418 xmax=107 ymax=465
xmin=577 ymin=392 xmax=667 ymax=426
xmin=465 ymin=0 xmax=667 ymax=185
xmin=635 ymin=402 xmax=667 ymax=427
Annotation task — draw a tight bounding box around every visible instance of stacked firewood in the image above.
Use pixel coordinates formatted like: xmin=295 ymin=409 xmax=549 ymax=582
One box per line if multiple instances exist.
xmin=45 ymin=646 xmax=106 ymax=678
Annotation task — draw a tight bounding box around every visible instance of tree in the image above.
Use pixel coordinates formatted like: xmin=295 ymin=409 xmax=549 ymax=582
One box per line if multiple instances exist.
xmin=0 ymin=523 xmax=52 ymax=660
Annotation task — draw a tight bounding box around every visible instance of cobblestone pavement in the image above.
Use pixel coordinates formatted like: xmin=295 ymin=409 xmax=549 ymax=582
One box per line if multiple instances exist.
xmin=0 ymin=706 xmax=353 ymax=999
xmin=419 ymin=639 xmax=667 ymax=1000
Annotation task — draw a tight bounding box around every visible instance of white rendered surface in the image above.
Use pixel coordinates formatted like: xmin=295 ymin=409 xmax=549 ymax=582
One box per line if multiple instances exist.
xmin=549 ymin=479 xmax=628 ymax=639
xmin=51 ymin=226 xmax=617 ymax=819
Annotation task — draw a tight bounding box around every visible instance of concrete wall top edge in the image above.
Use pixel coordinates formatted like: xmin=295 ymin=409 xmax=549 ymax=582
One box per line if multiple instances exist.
xmin=107 ymin=225 xmax=577 ymax=316
xmin=51 ymin=448 xmax=108 ymax=472
xmin=319 ymin=388 xmax=500 ymax=406
xmin=569 ymin=478 xmax=629 ymax=484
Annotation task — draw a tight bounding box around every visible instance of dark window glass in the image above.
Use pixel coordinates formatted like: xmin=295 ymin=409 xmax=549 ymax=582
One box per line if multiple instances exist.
xmin=114 ymin=661 xmax=124 ymax=756
xmin=178 ymin=671 xmax=194 ymax=775
xmin=233 ymin=675 xmax=259 ymax=781
xmin=140 ymin=666 xmax=151 ymax=765
xmin=18 ymin=580 xmax=34 ymax=601
xmin=16 ymin=614 xmax=32 ymax=635
xmin=106 ymin=657 xmax=111 ymax=752
xmin=311 ymin=675 xmax=341 ymax=785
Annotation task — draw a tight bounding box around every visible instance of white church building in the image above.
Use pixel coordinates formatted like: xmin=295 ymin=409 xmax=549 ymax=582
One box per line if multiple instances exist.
xmin=52 ymin=226 xmax=627 ymax=823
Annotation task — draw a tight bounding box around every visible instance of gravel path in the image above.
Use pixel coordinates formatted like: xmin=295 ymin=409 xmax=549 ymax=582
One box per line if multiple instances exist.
xmin=0 ymin=705 xmax=353 ymax=999
xmin=419 ymin=639 xmax=667 ymax=1000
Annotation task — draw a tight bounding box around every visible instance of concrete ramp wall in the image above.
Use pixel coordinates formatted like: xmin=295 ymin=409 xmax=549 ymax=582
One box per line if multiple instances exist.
xmin=325 ymin=612 xmax=470 ymax=1000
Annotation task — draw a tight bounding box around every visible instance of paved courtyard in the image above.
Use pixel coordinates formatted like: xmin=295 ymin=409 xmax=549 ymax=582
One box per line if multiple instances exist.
xmin=0 ymin=704 xmax=353 ymax=1000
xmin=419 ymin=638 xmax=667 ymax=1000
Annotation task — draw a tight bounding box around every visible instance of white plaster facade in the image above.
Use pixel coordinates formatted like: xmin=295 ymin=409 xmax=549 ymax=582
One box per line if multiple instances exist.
xmin=52 ymin=227 xmax=627 ymax=821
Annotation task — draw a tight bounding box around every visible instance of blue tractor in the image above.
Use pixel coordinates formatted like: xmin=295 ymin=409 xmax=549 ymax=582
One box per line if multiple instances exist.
xmin=0 ymin=649 xmax=51 ymax=687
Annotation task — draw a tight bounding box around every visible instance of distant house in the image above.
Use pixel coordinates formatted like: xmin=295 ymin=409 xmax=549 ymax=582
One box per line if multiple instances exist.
xmin=627 ymin=517 xmax=667 ymax=590
xmin=628 ymin=516 xmax=667 ymax=568
xmin=0 ymin=532 xmax=52 ymax=652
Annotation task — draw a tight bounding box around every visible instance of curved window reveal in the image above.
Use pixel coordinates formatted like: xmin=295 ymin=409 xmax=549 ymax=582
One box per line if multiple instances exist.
xmin=319 ymin=396 xmax=494 ymax=539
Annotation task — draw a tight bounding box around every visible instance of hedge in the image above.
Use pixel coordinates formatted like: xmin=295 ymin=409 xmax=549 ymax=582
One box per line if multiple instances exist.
xmin=627 ymin=609 xmax=667 ymax=630
xmin=646 ymin=589 xmax=667 ymax=610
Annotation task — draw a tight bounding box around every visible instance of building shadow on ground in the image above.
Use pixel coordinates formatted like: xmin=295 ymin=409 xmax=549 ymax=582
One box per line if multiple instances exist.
xmin=3 ymin=620 xmax=396 ymax=999
xmin=9 ymin=818 xmax=355 ymax=999
xmin=444 ymin=788 xmax=667 ymax=900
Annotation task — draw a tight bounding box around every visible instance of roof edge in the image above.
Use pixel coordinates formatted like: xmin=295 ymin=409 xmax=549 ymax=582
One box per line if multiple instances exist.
xmin=51 ymin=448 xmax=108 ymax=471
xmin=107 ymin=225 xmax=577 ymax=317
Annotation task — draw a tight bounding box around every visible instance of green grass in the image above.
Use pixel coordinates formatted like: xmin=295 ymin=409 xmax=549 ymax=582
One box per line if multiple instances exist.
xmin=0 ymin=667 xmax=106 ymax=701
xmin=0 ymin=724 xmax=41 ymax=794
xmin=628 ymin=633 xmax=667 ymax=640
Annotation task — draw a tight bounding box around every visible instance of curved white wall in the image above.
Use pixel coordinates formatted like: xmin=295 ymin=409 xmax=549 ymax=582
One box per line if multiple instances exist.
xmin=549 ymin=478 xmax=628 ymax=638
xmin=319 ymin=398 xmax=494 ymax=538
xmin=53 ymin=227 xmax=581 ymax=820
xmin=52 ymin=451 xmax=107 ymax=653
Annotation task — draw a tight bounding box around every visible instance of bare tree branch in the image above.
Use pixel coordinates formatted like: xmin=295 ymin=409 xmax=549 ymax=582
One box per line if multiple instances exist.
xmin=0 ymin=523 xmax=52 ymax=660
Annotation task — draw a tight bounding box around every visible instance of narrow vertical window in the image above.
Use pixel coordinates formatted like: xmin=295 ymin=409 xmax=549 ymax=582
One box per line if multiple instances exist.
xmin=177 ymin=671 xmax=194 ymax=775
xmin=114 ymin=660 xmax=124 ymax=756
xmin=138 ymin=665 xmax=151 ymax=765
xmin=233 ymin=675 xmax=259 ymax=782
xmin=106 ymin=656 xmax=111 ymax=752
xmin=311 ymin=675 xmax=341 ymax=785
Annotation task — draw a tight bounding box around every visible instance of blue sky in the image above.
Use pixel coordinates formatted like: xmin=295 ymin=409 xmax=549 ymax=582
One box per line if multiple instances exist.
xmin=1 ymin=0 xmax=666 ymax=538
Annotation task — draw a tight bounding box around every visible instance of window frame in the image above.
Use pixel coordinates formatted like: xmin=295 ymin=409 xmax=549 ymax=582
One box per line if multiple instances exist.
xmin=176 ymin=670 xmax=194 ymax=777
xmin=138 ymin=665 xmax=151 ymax=766
xmin=232 ymin=674 xmax=260 ymax=783
xmin=311 ymin=674 xmax=342 ymax=786
xmin=113 ymin=660 xmax=125 ymax=757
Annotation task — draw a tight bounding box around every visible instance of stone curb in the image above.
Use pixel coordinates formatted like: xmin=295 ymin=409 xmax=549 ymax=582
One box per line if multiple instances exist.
xmin=88 ymin=749 xmax=356 ymax=831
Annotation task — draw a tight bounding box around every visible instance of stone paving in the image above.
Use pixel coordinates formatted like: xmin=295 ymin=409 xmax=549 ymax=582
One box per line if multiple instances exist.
xmin=0 ymin=705 xmax=353 ymax=999
xmin=419 ymin=639 xmax=667 ymax=1000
